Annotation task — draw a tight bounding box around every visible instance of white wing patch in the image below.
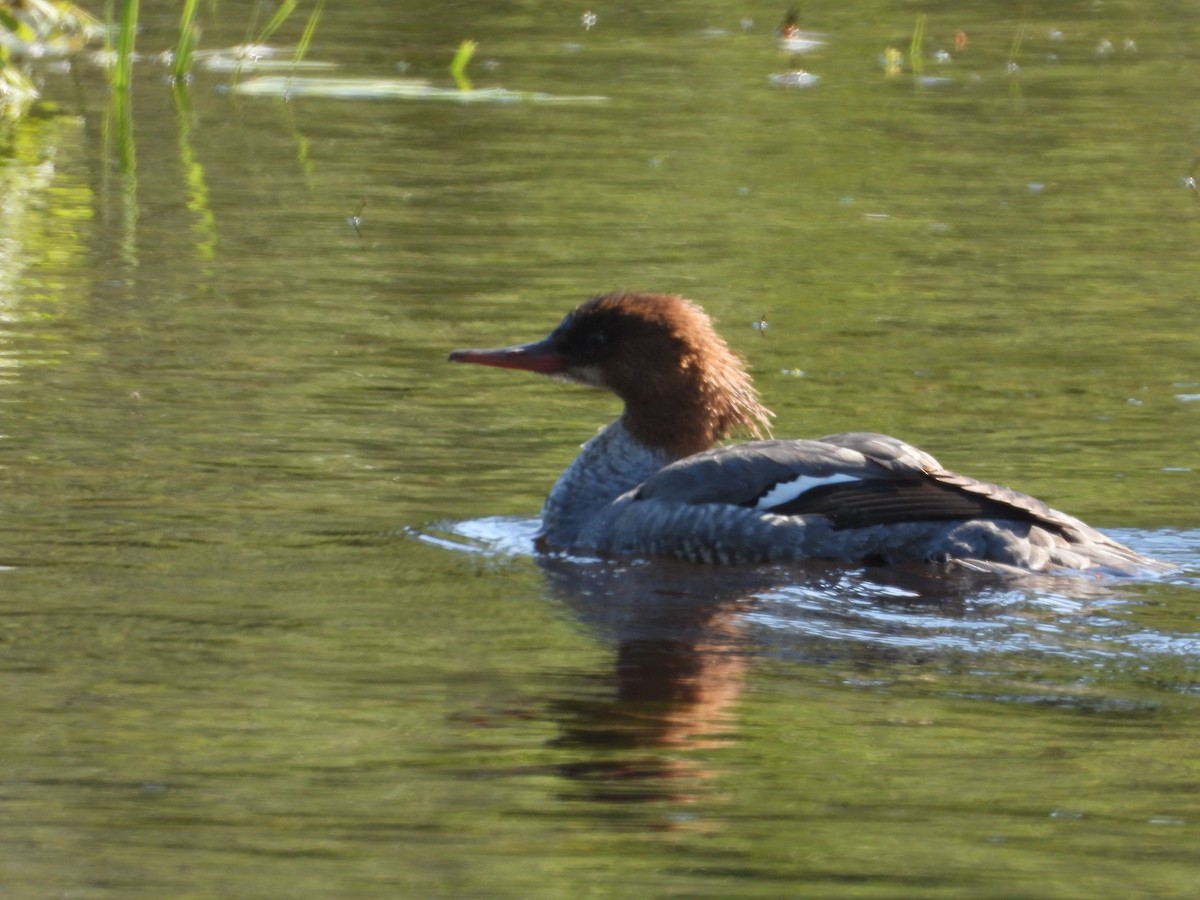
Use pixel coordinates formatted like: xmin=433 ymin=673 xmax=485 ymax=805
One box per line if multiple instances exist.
xmin=754 ymin=473 xmax=861 ymax=510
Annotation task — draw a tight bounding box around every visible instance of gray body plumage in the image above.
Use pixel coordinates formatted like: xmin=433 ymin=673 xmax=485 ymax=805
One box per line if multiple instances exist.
xmin=542 ymin=421 xmax=1161 ymax=575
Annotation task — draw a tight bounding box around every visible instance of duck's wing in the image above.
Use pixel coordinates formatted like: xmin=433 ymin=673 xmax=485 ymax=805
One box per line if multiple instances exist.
xmin=634 ymin=432 xmax=1062 ymax=533
xmin=621 ymin=433 xmax=1163 ymax=574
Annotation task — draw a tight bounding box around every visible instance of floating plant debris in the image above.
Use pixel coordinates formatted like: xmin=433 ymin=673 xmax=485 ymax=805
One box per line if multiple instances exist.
xmin=231 ymin=75 xmax=609 ymax=104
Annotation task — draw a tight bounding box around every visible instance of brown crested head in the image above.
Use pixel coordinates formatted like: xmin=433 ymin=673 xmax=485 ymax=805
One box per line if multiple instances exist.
xmin=450 ymin=292 xmax=774 ymax=458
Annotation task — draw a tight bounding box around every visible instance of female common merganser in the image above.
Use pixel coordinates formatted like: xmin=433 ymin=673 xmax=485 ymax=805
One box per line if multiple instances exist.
xmin=449 ymin=292 xmax=1163 ymax=574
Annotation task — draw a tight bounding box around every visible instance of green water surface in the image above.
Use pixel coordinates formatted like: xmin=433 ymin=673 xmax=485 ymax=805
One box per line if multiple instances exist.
xmin=0 ymin=1 xmax=1197 ymax=897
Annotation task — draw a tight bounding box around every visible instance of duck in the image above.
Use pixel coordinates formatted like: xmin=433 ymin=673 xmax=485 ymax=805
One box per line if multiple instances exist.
xmin=777 ymin=6 xmax=827 ymax=55
xmin=449 ymin=292 xmax=1164 ymax=575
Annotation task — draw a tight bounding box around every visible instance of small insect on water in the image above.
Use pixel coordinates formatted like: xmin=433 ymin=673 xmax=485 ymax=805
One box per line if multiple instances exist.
xmin=348 ymin=197 xmax=367 ymax=236
xmin=1187 ymin=157 xmax=1200 ymax=203
xmin=753 ymin=312 xmax=769 ymax=336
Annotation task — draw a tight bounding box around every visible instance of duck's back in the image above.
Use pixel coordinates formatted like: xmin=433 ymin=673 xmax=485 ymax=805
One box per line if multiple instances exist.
xmin=575 ymin=432 xmax=1162 ymax=574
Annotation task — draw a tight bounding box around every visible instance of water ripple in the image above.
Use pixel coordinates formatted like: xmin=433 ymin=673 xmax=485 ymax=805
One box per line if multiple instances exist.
xmin=427 ymin=518 xmax=1200 ymax=676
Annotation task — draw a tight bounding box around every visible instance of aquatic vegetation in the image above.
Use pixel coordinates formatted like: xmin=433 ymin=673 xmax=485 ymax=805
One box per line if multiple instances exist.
xmin=170 ymin=0 xmax=200 ymax=81
xmin=194 ymin=49 xmax=336 ymax=75
xmin=231 ymin=74 xmax=609 ymax=105
xmin=882 ymin=47 xmax=903 ymax=78
xmin=169 ymin=0 xmax=324 ymax=82
xmin=909 ymin=13 xmax=926 ymax=82
xmin=0 ymin=0 xmax=103 ymax=118
xmin=0 ymin=0 xmax=104 ymax=53
xmin=449 ymin=38 xmax=476 ymax=91
xmin=293 ymin=0 xmax=323 ymax=70
xmin=231 ymin=34 xmax=608 ymax=105
xmin=0 ymin=49 xmax=37 ymax=120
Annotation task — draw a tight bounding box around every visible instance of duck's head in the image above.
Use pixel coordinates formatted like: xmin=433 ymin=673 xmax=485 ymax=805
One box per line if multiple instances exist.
xmin=450 ymin=292 xmax=773 ymax=458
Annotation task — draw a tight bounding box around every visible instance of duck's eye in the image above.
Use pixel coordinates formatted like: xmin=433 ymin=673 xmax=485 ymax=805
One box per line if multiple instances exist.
xmin=585 ymin=331 xmax=607 ymax=352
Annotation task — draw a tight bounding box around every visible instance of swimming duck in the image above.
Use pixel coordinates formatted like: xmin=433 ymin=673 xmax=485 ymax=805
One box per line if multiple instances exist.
xmin=449 ymin=292 xmax=1162 ymax=574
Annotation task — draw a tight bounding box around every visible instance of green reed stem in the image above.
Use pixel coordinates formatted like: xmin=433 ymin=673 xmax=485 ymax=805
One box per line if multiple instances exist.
xmin=294 ymin=0 xmax=324 ymax=65
xmin=909 ymin=13 xmax=925 ymax=83
xmin=172 ymin=0 xmax=201 ymax=81
xmin=256 ymin=0 xmax=297 ymax=45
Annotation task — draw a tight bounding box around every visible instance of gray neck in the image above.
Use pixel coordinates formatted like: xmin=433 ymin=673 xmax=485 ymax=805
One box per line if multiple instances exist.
xmin=540 ymin=420 xmax=670 ymax=547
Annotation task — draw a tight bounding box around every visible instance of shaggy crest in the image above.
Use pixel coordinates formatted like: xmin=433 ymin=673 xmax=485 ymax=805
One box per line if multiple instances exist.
xmin=573 ymin=293 xmax=774 ymax=457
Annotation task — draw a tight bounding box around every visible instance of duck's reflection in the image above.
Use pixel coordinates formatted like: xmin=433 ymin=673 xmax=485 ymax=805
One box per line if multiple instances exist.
xmin=534 ymin=555 xmax=1115 ymax=809
xmin=539 ymin=556 xmax=773 ymax=807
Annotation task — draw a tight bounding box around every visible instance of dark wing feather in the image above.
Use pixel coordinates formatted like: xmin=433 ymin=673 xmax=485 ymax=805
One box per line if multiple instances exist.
xmin=635 ymin=433 xmax=1074 ymax=537
xmin=764 ymin=477 xmax=1044 ymax=530
xmin=633 ymin=439 xmax=892 ymax=507
xmin=623 ymin=433 xmax=1160 ymax=573
xmin=809 ymin=432 xmax=1072 ymax=533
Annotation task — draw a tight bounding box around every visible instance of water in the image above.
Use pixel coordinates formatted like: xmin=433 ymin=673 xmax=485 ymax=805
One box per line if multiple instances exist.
xmin=1 ymin=1 xmax=1198 ymax=896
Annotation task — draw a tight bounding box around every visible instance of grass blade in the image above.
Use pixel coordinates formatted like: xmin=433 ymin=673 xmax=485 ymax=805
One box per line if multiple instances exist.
xmin=909 ymin=13 xmax=925 ymax=83
xmin=450 ymin=39 xmax=476 ymax=91
xmin=172 ymin=0 xmax=201 ymax=81
xmin=293 ymin=0 xmax=324 ymax=65
xmin=256 ymin=0 xmax=297 ymax=45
